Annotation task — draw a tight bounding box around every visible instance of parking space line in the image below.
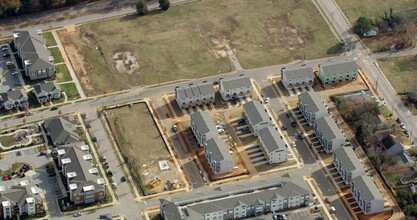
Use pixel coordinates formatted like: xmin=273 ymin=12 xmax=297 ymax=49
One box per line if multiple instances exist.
xmin=0 ymin=69 xmax=8 ymax=77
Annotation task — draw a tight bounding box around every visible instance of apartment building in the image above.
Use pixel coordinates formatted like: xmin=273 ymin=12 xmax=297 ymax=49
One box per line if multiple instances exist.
xmin=318 ymin=59 xmax=358 ymax=85
xmin=44 ymin=116 xmax=80 ymax=146
xmin=333 ymin=147 xmax=365 ymax=185
xmin=33 ymin=81 xmax=61 ymax=104
xmin=160 ymin=174 xmax=314 ymax=220
xmin=0 ymin=183 xmax=42 ymax=219
xmin=314 ymin=117 xmax=345 ymax=153
xmin=175 ymin=82 xmax=215 ymax=109
xmin=0 ymin=90 xmax=28 ymax=110
xmin=204 ymin=137 xmax=234 ymax=174
xmin=13 ymin=29 xmax=55 ymax=80
xmin=243 ymin=101 xmax=272 ymax=134
xmin=297 ymin=91 xmax=327 ymax=126
xmin=281 ymin=66 xmax=314 ymax=90
xmin=257 ymin=127 xmax=288 ymax=164
xmin=190 ymin=111 xmax=218 ymax=147
xmin=219 ymin=76 xmax=252 ymax=101
xmin=57 ymin=142 xmax=106 ymax=205
xmin=351 ymin=176 xmax=384 ymax=215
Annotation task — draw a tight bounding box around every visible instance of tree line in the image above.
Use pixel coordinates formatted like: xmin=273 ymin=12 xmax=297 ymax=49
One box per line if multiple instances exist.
xmin=136 ymin=0 xmax=170 ymax=16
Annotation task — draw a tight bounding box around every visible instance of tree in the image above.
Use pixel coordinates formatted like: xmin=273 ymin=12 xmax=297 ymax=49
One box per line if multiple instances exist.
xmin=58 ymin=110 xmax=62 ymax=116
xmin=158 ymin=0 xmax=170 ymax=11
xmin=136 ymin=0 xmax=148 ymax=16
xmin=353 ymin=16 xmax=372 ymax=37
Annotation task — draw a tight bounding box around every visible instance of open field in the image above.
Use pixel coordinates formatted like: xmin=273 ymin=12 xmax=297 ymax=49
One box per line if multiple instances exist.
xmin=58 ymin=0 xmax=340 ymax=97
xmin=42 ymin=32 xmax=57 ymax=47
xmin=55 ymin=64 xmax=72 ymax=82
xmin=60 ymin=83 xmax=80 ymax=101
xmin=335 ymin=0 xmax=417 ymax=23
xmin=107 ymin=103 xmax=183 ymax=196
xmin=378 ymin=55 xmax=417 ymax=94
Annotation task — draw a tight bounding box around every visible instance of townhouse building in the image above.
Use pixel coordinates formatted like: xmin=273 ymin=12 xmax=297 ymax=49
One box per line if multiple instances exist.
xmin=314 ymin=117 xmax=345 ymax=153
xmin=281 ymin=66 xmax=314 ymax=90
xmin=33 ymin=81 xmax=61 ymax=104
xmin=57 ymin=142 xmax=106 ymax=205
xmin=13 ymin=30 xmax=55 ymax=80
xmin=0 ymin=90 xmax=28 ymax=110
xmin=257 ymin=127 xmax=288 ymax=164
xmin=175 ymin=82 xmax=215 ymax=109
xmin=318 ymin=59 xmax=358 ymax=85
xmin=160 ymin=174 xmax=314 ymax=220
xmin=0 ymin=183 xmax=42 ymax=219
xmin=204 ymin=137 xmax=234 ymax=174
xmin=44 ymin=116 xmax=80 ymax=146
xmin=297 ymin=91 xmax=327 ymax=126
xmin=333 ymin=147 xmax=365 ymax=185
xmin=243 ymin=101 xmax=272 ymax=135
xmin=219 ymin=76 xmax=252 ymax=101
xmin=190 ymin=111 xmax=218 ymax=147
xmin=351 ymin=176 xmax=384 ymax=215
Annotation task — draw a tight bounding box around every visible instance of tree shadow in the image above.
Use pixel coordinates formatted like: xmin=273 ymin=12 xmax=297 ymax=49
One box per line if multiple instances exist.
xmin=327 ymin=44 xmax=344 ymax=55
xmin=119 ymin=9 xmax=165 ymax=22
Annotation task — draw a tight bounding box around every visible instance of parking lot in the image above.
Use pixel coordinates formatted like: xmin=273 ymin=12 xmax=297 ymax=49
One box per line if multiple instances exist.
xmin=0 ymin=44 xmax=24 ymax=93
xmin=284 ymin=209 xmax=323 ymax=220
xmin=0 ymin=147 xmax=62 ymax=217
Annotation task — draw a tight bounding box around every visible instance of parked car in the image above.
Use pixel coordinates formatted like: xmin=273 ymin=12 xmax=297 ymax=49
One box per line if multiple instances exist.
xmin=12 ymin=71 xmax=20 ymax=76
xmin=50 ymin=107 xmax=59 ymax=111
xmin=396 ymin=117 xmax=401 ymax=124
xmin=286 ymin=113 xmax=290 ymax=118
xmin=14 ymin=81 xmax=22 ymax=86
xmin=291 ymin=121 xmax=296 ymax=127
xmin=73 ymin=212 xmax=82 ymax=217
xmin=2 ymin=53 xmax=10 ymax=57
xmin=166 ymin=112 xmax=170 ymax=118
xmin=16 ymin=151 xmax=22 ymax=156
xmin=172 ymin=124 xmax=178 ymax=132
xmin=400 ymin=123 xmax=405 ymax=129
xmin=325 ymin=197 xmax=330 ymax=203
xmin=120 ymin=176 xmax=126 ymax=182
xmin=17 ymin=114 xmax=25 ymax=118
xmin=404 ymin=129 xmax=409 ymax=135
xmin=101 ymin=156 xmax=107 ymax=162
xmin=6 ymin=61 xmax=12 ymax=65
xmin=39 ymin=152 xmax=47 ymax=156
xmin=1 ymin=46 xmax=7 ymax=51
xmin=92 ymin=137 xmax=97 ymax=142
xmin=330 ymin=207 xmax=336 ymax=213
xmin=26 ymin=112 xmax=33 ymax=116
xmin=240 ymin=127 xmax=250 ymax=133
xmin=202 ymin=176 xmax=207 ymax=182
xmin=107 ymin=170 xmax=113 ymax=177
xmin=264 ymin=97 xmax=270 ymax=103
xmin=217 ymin=128 xmax=225 ymax=133
xmin=3 ymin=175 xmax=7 ymax=181
xmin=7 ymin=175 xmax=12 ymax=180
xmin=282 ymin=125 xmax=287 ymax=130
xmin=292 ymin=141 xmax=296 ymax=147
xmin=237 ymin=119 xmax=246 ymax=125
xmin=112 ymin=182 xmax=118 ymax=188
xmin=111 ymin=177 xmax=115 ymax=183
xmin=299 ymin=134 xmax=303 ymax=140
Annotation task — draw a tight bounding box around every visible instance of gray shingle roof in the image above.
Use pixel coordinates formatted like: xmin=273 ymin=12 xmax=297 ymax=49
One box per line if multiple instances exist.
xmin=282 ymin=66 xmax=314 ymax=80
xmin=58 ymin=142 xmax=104 ymax=194
xmin=33 ymin=81 xmax=60 ymax=94
xmin=13 ymin=30 xmax=53 ymax=71
xmin=205 ymin=137 xmax=233 ymax=162
xmin=175 ymin=82 xmax=214 ymax=99
xmin=161 ymin=174 xmax=311 ymax=219
xmin=0 ymin=183 xmax=40 ymax=206
xmin=258 ymin=127 xmax=286 ymax=153
xmin=220 ymin=76 xmax=251 ymax=91
xmin=44 ymin=116 xmax=79 ymax=145
xmin=190 ymin=111 xmax=217 ymax=134
xmin=334 ymin=147 xmax=364 ymax=172
xmin=315 ymin=117 xmax=344 ymax=140
xmin=243 ymin=101 xmax=270 ymax=126
xmin=298 ymin=91 xmax=327 ymax=114
xmin=0 ymin=90 xmax=27 ymax=101
xmin=320 ymin=59 xmax=358 ymax=76
xmin=380 ymin=135 xmax=400 ymax=150
xmin=352 ymin=176 xmax=383 ymax=201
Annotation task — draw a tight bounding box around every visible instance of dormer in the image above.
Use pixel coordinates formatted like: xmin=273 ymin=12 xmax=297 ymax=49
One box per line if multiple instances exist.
xmin=61 ymin=158 xmax=71 ymax=165
xmin=67 ymin=172 xmax=77 ymax=178
xmin=83 ymin=154 xmax=93 ymax=160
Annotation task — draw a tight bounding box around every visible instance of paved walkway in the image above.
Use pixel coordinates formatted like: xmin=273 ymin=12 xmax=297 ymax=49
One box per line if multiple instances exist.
xmin=51 ymin=30 xmax=86 ymax=99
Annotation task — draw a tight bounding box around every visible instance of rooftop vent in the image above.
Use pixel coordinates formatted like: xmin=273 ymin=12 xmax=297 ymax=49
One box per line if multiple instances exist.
xmin=31 ymin=186 xmax=39 ymax=194
xmin=89 ymin=168 xmax=98 ymax=174
xmin=83 ymin=154 xmax=93 ymax=160
xmin=69 ymin=183 xmax=77 ymax=190
xmin=81 ymin=145 xmax=89 ymax=151
xmin=61 ymin=158 xmax=71 ymax=165
xmin=57 ymin=149 xmax=66 ymax=155
xmin=67 ymin=172 xmax=77 ymax=178
xmin=83 ymin=185 xmax=95 ymax=192
xmin=36 ymin=29 xmax=42 ymax=35
xmin=48 ymin=56 xmax=54 ymax=62
xmin=97 ymin=178 xmax=105 ymax=185
xmin=20 ymin=180 xmax=29 ymax=186
xmin=26 ymin=197 xmax=35 ymax=204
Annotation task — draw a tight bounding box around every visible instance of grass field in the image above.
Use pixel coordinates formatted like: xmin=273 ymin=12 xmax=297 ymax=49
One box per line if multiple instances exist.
xmin=42 ymin=32 xmax=57 ymax=47
xmin=48 ymin=47 xmax=64 ymax=63
xmin=55 ymin=64 xmax=72 ymax=82
xmin=59 ymin=0 xmax=340 ymax=97
xmin=0 ymin=135 xmax=14 ymax=147
xmin=107 ymin=103 xmax=180 ymax=196
xmin=60 ymin=83 xmax=80 ymax=101
xmin=378 ymin=55 xmax=417 ymax=94
xmin=335 ymin=0 xmax=417 ymax=23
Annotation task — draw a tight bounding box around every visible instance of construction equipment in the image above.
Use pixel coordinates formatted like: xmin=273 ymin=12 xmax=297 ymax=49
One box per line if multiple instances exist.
xmin=148 ymin=178 xmax=161 ymax=188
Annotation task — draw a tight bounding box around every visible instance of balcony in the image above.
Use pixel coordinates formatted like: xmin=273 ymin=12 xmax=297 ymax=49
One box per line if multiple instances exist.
xmin=287 ymin=84 xmax=293 ymax=88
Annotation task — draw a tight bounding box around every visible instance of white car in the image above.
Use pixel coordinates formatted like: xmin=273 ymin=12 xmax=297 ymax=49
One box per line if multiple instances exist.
xmin=218 ymin=128 xmax=225 ymax=133
xmin=26 ymin=112 xmax=33 ymax=116
xmin=265 ymin=97 xmax=270 ymax=103
xmin=292 ymin=141 xmax=296 ymax=147
xmin=112 ymin=182 xmax=118 ymax=188
xmin=400 ymin=123 xmax=405 ymax=129
xmin=216 ymin=125 xmax=222 ymax=129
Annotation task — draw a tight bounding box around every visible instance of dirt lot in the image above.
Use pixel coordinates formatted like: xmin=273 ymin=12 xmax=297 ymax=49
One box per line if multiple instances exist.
xmin=58 ymin=0 xmax=340 ymax=97
xmin=106 ymin=103 xmax=183 ymax=196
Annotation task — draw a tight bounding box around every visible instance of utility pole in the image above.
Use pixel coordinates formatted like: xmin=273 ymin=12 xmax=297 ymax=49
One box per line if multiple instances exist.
xmin=158 ymin=73 xmax=161 ymax=86
xmin=303 ymin=49 xmax=306 ymax=62
xmin=375 ymin=78 xmax=378 ymax=91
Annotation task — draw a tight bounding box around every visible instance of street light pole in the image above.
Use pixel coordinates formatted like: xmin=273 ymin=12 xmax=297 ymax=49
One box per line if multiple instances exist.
xmin=158 ymin=73 xmax=161 ymax=86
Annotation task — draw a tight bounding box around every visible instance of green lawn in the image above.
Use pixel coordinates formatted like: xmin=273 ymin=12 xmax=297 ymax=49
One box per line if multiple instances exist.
xmin=0 ymin=135 xmax=14 ymax=147
xmin=60 ymin=83 xmax=80 ymax=101
xmin=378 ymin=55 xmax=417 ymax=94
xmin=37 ymin=145 xmax=46 ymax=152
xmin=27 ymin=92 xmax=41 ymax=108
xmin=334 ymin=0 xmax=416 ymax=23
xmin=48 ymin=47 xmax=64 ymax=63
xmin=42 ymin=32 xmax=57 ymax=47
xmin=55 ymin=64 xmax=72 ymax=82
xmin=62 ymin=0 xmax=340 ymax=96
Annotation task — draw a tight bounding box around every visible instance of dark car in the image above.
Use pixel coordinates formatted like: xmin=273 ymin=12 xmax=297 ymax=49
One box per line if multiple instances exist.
xmin=240 ymin=127 xmax=250 ymax=133
xmin=50 ymin=107 xmax=59 ymax=111
xmin=92 ymin=137 xmax=97 ymax=142
xmin=286 ymin=113 xmax=290 ymax=118
xmin=120 ymin=176 xmax=126 ymax=182
xmin=17 ymin=114 xmax=25 ymax=118
xmin=7 ymin=175 xmax=12 ymax=180
xmin=107 ymin=170 xmax=113 ymax=177
xmin=291 ymin=121 xmax=297 ymax=127
xmin=2 ymin=53 xmax=10 ymax=57
xmin=282 ymin=125 xmax=287 ymax=130
xmin=396 ymin=117 xmax=401 ymax=124
xmin=237 ymin=119 xmax=246 ymax=125
xmin=299 ymin=134 xmax=303 ymax=140
xmin=166 ymin=112 xmax=170 ymax=118
xmin=39 ymin=152 xmax=47 ymax=156
xmin=16 ymin=151 xmax=22 ymax=156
